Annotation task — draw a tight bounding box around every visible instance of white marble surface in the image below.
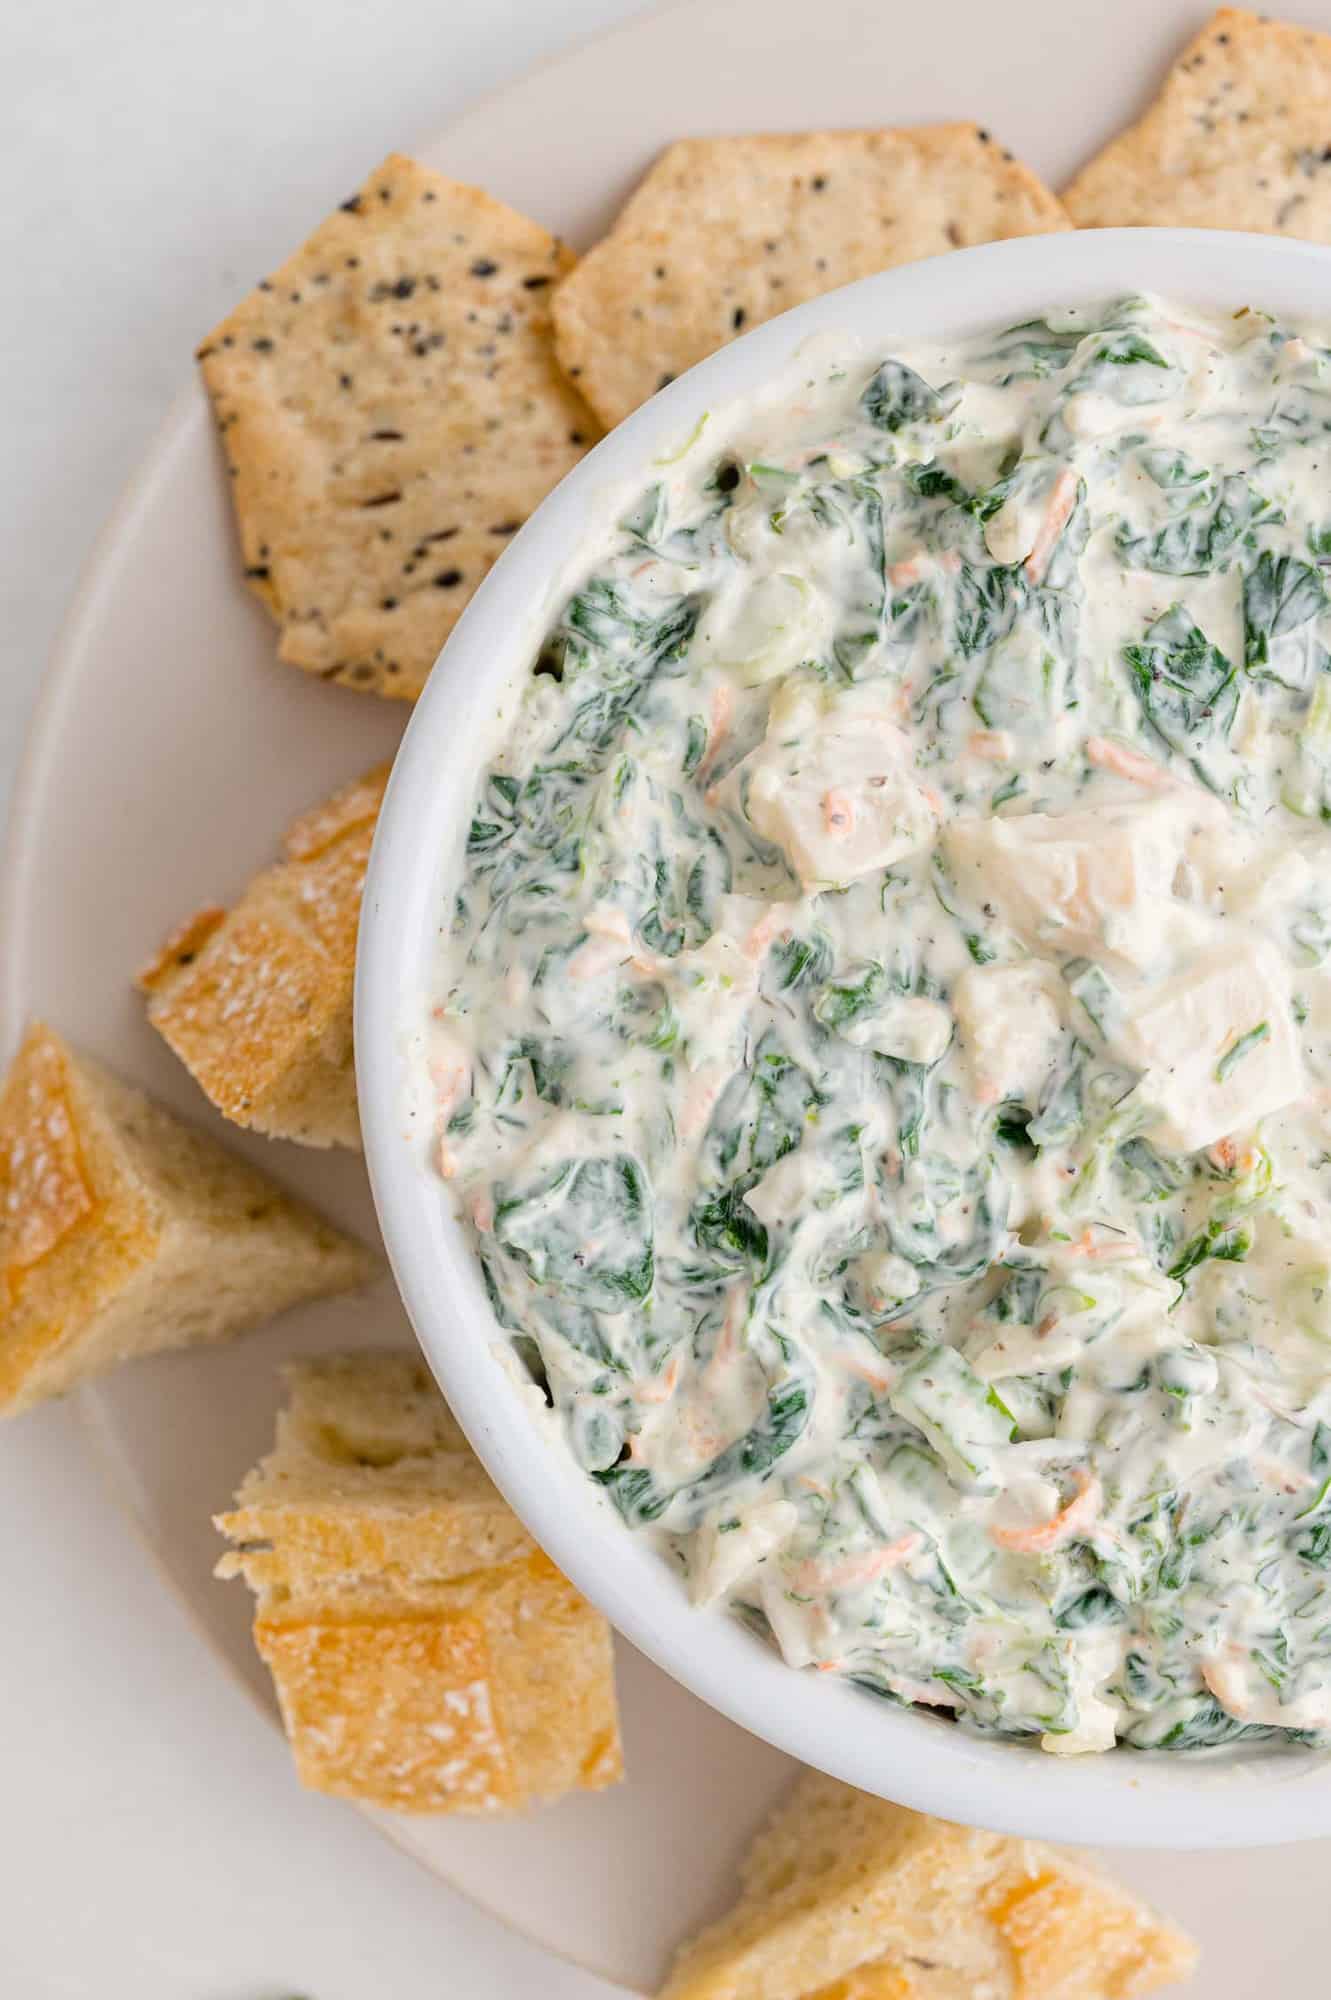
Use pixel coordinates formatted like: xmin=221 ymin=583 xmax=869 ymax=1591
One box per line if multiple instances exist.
xmin=1 ymin=4 xmax=649 ymax=1994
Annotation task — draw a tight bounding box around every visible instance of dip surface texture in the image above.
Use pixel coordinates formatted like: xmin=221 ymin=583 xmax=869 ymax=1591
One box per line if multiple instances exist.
xmin=436 ymin=296 xmax=1331 ymax=1755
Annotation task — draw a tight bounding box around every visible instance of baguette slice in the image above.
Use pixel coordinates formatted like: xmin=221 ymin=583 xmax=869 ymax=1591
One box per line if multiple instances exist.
xmin=660 ymin=1770 xmax=1196 ymax=2000
xmin=216 ymin=1352 xmax=624 ymax=1814
xmin=0 ymin=1024 xmax=377 ymax=1417
xmin=140 ymin=763 xmax=389 ymax=1149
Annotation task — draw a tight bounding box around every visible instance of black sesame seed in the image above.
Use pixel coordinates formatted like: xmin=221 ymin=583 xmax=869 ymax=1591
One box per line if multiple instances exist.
xmin=489 ymin=521 xmax=520 ymax=535
xmin=471 ymin=257 xmax=499 ymax=277
xmin=423 ymin=189 xmax=437 ymax=202
xmin=523 ymin=274 xmax=552 ymax=289
xmin=434 ymin=568 xmax=464 ymax=587
xmin=340 ymin=195 xmax=363 ymax=214
xmin=381 ymin=596 xmax=399 ymax=609
xmin=425 ymin=528 xmax=459 ymax=543
xmin=363 ymin=492 xmax=402 ymax=508
xmin=368 ymin=428 xmax=405 ymax=441
xmin=339 ymin=373 xmax=353 ymax=389
xmin=732 ymin=306 xmax=747 ymax=329
xmin=812 ymin=175 xmax=828 ymax=191
xmin=258 ymin=279 xmax=273 ymax=292
xmin=569 ymin=430 xmax=585 ymax=446
xmin=251 ymin=337 xmax=274 ymax=352
xmin=657 ymin=372 xmax=675 ymax=389
xmin=244 ymin=564 xmax=270 ymax=580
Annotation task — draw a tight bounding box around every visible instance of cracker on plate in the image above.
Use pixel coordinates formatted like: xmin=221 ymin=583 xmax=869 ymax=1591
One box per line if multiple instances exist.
xmin=1064 ymin=8 xmax=1331 ymax=233
xmin=198 ymin=154 xmax=599 ymax=700
xmin=550 ymin=126 xmax=1070 ymax=429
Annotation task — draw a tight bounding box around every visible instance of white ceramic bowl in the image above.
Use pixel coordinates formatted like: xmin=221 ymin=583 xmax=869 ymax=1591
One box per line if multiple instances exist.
xmin=359 ymin=228 xmax=1331 ymax=1848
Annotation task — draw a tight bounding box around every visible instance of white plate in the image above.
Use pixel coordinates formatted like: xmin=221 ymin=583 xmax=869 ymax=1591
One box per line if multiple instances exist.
xmin=7 ymin=0 xmax=1331 ymax=1990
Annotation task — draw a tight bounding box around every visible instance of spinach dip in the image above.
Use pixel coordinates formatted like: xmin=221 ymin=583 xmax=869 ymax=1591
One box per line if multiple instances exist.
xmin=432 ymin=296 xmax=1331 ymax=1755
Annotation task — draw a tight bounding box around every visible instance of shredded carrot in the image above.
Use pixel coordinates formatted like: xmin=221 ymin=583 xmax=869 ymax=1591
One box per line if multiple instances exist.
xmin=1024 ymin=468 xmax=1078 ymax=584
xmin=1063 ymin=1226 xmax=1141 ymax=1262
xmin=791 ymin=1534 xmax=921 ymax=1594
xmin=969 ymin=729 xmax=1014 ymax=762
xmin=843 ymin=1358 xmax=894 ymax=1392
xmin=742 ymin=905 xmax=786 ymax=961
xmin=991 ymin=1470 xmax=1101 ymax=1554
xmin=821 ymin=787 xmax=855 ymax=836
xmin=1085 ymin=735 xmax=1173 ymax=790
xmin=636 ymin=1356 xmax=681 ymax=1405
xmin=697 ymin=682 xmax=733 ymax=779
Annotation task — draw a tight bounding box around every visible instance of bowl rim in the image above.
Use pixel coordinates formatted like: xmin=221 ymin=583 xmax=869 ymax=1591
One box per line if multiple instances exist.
xmin=358 ymin=227 xmax=1331 ymax=1847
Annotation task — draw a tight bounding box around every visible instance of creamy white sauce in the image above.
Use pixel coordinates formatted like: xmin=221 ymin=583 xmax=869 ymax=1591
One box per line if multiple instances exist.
xmin=434 ymin=296 xmax=1331 ymax=1754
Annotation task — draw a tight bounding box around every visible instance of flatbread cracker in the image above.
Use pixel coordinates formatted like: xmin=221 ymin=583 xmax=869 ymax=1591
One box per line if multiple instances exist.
xmin=1064 ymin=9 xmax=1331 ymax=235
xmin=198 ymin=154 xmax=599 ymax=700
xmin=550 ymin=126 xmax=1070 ymax=428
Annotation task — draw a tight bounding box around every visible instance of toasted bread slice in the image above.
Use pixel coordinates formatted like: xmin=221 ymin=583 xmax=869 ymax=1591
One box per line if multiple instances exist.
xmin=140 ymin=763 xmax=388 ymax=1149
xmin=0 ymin=1025 xmax=377 ymax=1417
xmin=216 ymin=1352 xmax=623 ymax=1814
xmin=659 ymin=1770 xmax=1196 ymax=2000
